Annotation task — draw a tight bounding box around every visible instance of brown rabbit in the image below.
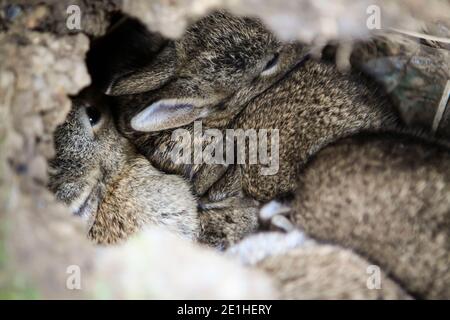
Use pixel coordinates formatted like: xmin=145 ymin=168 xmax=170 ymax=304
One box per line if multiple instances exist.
xmin=294 ymin=132 xmax=450 ymax=299
xmin=104 ymin=11 xmax=448 ymax=298
xmin=227 ymin=230 xmax=411 ymax=299
xmin=48 ymin=88 xmax=200 ymax=244
xmin=262 ymin=132 xmax=450 ymax=299
xmin=258 ymin=243 xmax=411 ymax=300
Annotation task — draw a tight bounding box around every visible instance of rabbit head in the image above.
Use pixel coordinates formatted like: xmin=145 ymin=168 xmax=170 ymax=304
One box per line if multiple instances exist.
xmin=48 ymin=88 xmax=200 ymax=243
xmin=106 ymin=11 xmax=308 ymax=132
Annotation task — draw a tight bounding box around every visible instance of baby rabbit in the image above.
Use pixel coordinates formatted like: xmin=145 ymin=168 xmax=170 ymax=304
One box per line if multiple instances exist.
xmin=230 ymin=58 xmax=401 ymax=201
xmin=48 ymin=88 xmax=200 ymax=244
xmin=258 ymin=243 xmax=410 ymax=300
xmin=107 ymin=11 xmax=308 ymax=127
xmin=107 ymin=11 xmax=308 ymax=188
xmin=265 ymin=132 xmax=450 ymax=299
xmin=227 ymin=231 xmax=410 ymax=299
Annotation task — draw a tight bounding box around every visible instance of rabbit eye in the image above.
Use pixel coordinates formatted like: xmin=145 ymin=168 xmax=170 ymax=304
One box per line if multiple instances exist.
xmin=86 ymin=106 xmax=102 ymax=126
xmin=261 ymin=53 xmax=279 ymax=77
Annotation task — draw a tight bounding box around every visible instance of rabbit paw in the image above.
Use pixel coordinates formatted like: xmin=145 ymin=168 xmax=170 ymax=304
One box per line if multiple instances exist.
xmin=260 ymin=200 xmax=295 ymax=232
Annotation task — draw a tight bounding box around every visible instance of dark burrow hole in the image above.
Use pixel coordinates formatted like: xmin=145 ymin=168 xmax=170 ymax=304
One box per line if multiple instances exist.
xmin=86 ymin=12 xmax=168 ymax=93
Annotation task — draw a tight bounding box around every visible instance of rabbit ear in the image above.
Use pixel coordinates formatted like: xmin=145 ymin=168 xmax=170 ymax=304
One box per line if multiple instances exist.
xmin=131 ymin=99 xmax=207 ymax=132
xmin=105 ymin=43 xmax=176 ymax=96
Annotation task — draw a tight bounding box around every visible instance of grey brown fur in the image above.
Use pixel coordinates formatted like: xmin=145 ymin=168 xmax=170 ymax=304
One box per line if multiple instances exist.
xmin=258 ymin=242 xmax=410 ymax=300
xmin=227 ymin=231 xmax=410 ymax=299
xmin=48 ymin=89 xmax=200 ymax=244
xmin=289 ymin=132 xmax=450 ymax=299
xmin=228 ymin=58 xmax=400 ymax=201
